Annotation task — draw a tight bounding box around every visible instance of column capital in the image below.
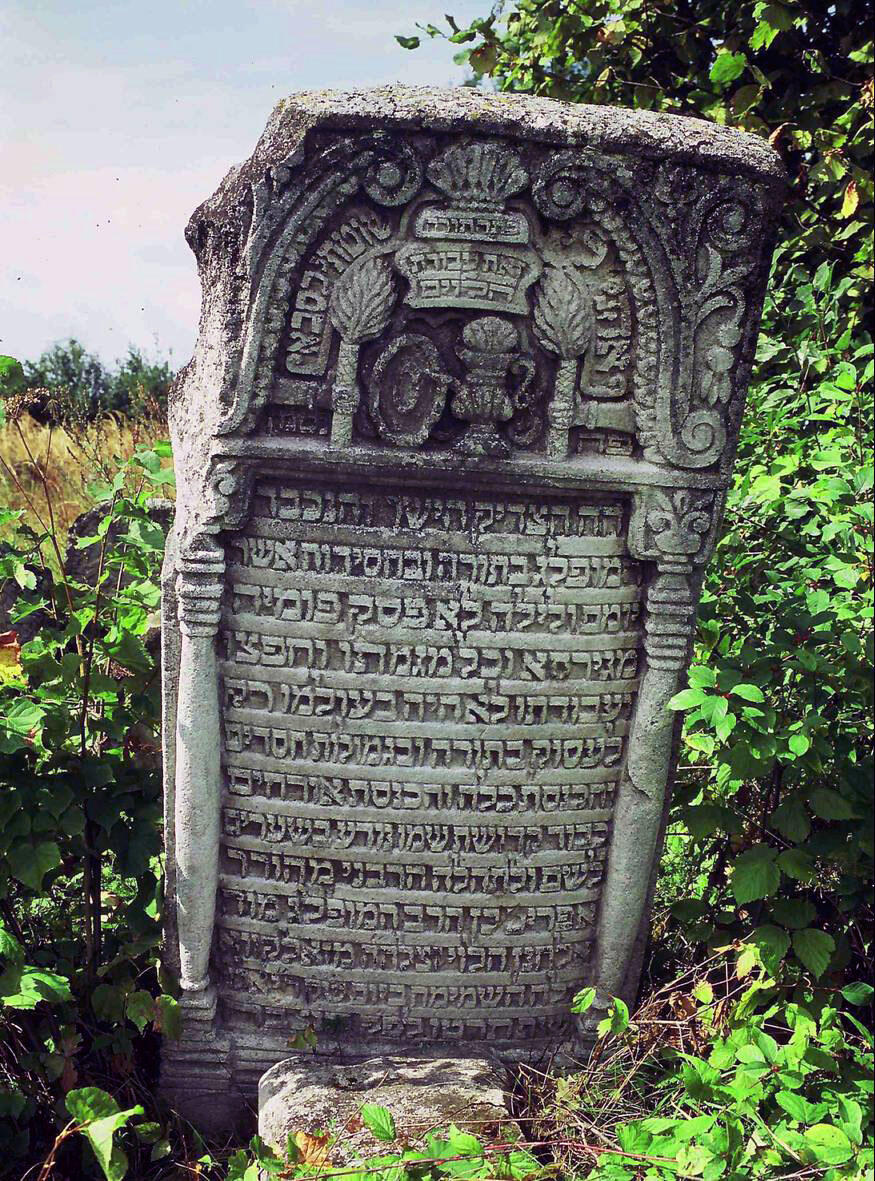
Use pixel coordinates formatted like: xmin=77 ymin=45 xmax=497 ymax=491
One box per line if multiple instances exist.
xmin=177 ymin=534 xmax=225 ymax=636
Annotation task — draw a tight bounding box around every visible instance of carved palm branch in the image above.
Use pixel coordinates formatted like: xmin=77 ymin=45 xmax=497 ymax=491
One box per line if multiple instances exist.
xmin=533 ymin=265 xmax=595 ymax=360
xmin=329 ymin=257 xmax=396 ymax=344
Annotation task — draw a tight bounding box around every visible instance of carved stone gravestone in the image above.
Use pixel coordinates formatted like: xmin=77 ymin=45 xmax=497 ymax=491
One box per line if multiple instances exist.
xmin=161 ymin=86 xmax=783 ymax=1127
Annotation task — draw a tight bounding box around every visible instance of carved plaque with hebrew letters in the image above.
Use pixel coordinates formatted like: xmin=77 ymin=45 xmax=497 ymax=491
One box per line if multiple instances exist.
xmin=160 ymin=86 xmax=783 ymax=1128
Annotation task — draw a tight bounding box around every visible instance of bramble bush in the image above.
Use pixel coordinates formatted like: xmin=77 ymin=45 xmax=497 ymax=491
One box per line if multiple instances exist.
xmin=0 ymin=415 xmax=180 ymax=1177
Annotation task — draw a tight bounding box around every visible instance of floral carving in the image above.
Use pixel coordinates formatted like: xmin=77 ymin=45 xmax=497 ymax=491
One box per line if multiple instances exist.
xmin=329 ymin=257 xmax=396 ymax=345
xmin=533 ymin=265 xmax=594 ymax=359
xmin=328 ymin=257 xmax=397 ymax=448
xmin=628 ymin=488 xmax=719 ymax=571
xmin=533 ymin=265 xmax=595 ymax=458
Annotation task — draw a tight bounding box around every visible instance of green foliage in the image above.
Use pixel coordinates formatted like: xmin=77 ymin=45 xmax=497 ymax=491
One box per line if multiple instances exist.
xmin=545 ymin=965 xmax=874 ymax=1180
xmin=0 ymin=436 xmax=175 ymax=1175
xmin=4 ymin=339 xmax=175 ymax=422
xmin=227 ymin=1118 xmax=541 ymax=1181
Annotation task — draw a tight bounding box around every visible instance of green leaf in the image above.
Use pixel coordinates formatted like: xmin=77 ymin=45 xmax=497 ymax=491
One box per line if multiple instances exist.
xmin=840 ymin=981 xmax=874 ymax=1006
xmin=66 ymin=1088 xmax=144 ymax=1181
xmin=692 ymin=980 xmax=713 ymax=1005
xmin=598 ymin=997 xmax=630 ymax=1036
xmin=777 ymin=848 xmax=816 ymax=882
xmin=731 ymin=845 xmax=780 ymax=904
xmin=792 ymin=928 xmax=835 ymax=978
xmin=92 ymin=983 xmax=127 ymax=1024
xmin=395 ymin=34 xmax=421 ymax=49
xmin=803 ymin=1124 xmax=853 ymax=1165
xmin=730 ymin=682 xmax=765 ymax=702
xmin=2 ymin=698 xmax=45 ymax=736
xmin=0 ymin=924 xmax=22 ymax=962
xmin=770 ymin=898 xmax=816 ymax=930
xmin=13 ymin=562 xmax=37 ymax=591
xmin=570 ymin=986 xmax=597 ymax=1013
xmin=710 ymin=50 xmax=747 ymax=85
xmin=688 ymin=665 xmax=717 ymax=689
xmin=360 ymin=1103 xmax=396 ymax=1142
xmin=154 ymin=994 xmax=182 ymax=1040
xmin=668 ymin=687 xmax=708 ymax=710
xmin=776 ymin=1091 xmax=828 ymax=1124
xmin=0 ymin=966 xmax=72 ymax=1009
xmin=788 ymin=733 xmax=810 ymax=756
xmin=125 ymin=990 xmax=155 ymax=1033
xmin=7 ymin=840 xmax=61 ymax=892
xmin=684 ymin=804 xmax=741 ymax=840
xmin=446 ymin=1124 xmax=482 ymax=1156
xmin=809 ymin=789 xmax=857 ymax=820
xmin=751 ymin=924 xmax=790 ymax=972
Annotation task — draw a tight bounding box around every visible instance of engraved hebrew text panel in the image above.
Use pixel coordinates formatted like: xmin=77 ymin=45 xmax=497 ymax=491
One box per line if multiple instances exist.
xmin=214 ymin=478 xmax=644 ymax=1047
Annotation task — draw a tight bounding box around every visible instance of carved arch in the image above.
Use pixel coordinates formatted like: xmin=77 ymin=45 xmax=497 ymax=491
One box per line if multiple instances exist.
xmin=533 ymin=150 xmax=763 ymax=471
xmin=218 ymin=135 xmax=425 ymax=436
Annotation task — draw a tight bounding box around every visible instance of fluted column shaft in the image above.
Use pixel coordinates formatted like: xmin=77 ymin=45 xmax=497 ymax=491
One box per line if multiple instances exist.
xmin=174 ymin=539 xmax=224 ymax=994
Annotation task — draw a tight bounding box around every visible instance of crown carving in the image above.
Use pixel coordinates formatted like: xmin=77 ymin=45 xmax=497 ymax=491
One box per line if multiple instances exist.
xmin=427 ymin=142 xmax=529 ymax=209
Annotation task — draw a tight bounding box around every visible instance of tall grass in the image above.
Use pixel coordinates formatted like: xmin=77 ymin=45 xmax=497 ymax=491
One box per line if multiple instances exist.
xmin=0 ymin=407 xmax=172 ymax=548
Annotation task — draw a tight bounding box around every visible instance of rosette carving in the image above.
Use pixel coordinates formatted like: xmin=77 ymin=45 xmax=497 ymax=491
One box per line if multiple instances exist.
xmin=362 ymin=141 xmax=423 ymax=206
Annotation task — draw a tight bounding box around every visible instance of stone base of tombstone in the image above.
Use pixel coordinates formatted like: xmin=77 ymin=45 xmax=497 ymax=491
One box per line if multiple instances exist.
xmin=161 ymin=989 xmax=241 ymax=1132
xmin=258 ymin=1056 xmax=513 ymax=1164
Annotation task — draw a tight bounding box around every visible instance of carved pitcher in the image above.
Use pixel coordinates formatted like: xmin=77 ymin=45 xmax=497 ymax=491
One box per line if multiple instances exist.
xmin=452 ymin=316 xmax=534 ymax=457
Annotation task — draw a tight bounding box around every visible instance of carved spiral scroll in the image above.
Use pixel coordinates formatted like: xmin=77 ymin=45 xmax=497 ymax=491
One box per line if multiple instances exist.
xmin=532 ymin=152 xmax=592 ymax=221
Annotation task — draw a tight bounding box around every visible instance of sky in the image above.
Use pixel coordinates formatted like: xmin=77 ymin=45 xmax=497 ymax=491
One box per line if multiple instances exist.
xmin=0 ymin=0 xmax=484 ymax=369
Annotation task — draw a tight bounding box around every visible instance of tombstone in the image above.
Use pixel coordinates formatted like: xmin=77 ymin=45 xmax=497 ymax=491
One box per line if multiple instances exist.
xmin=160 ymin=86 xmax=783 ymax=1128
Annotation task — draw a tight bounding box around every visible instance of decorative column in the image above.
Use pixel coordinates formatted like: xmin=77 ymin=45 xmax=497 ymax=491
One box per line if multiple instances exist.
xmin=579 ymin=487 xmax=719 ymax=1034
xmin=174 ymin=534 xmax=225 ymax=1002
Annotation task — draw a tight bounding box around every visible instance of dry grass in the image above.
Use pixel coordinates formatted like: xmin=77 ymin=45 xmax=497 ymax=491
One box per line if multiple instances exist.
xmin=0 ymin=408 xmax=173 ymax=547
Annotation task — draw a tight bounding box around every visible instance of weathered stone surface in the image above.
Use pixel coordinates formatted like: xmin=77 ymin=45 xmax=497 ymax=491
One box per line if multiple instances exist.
xmin=65 ymin=498 xmax=175 ymax=587
xmin=160 ymin=84 xmax=783 ymax=1130
xmin=258 ymin=1056 xmax=510 ymax=1162
xmin=0 ymin=545 xmax=54 ymax=644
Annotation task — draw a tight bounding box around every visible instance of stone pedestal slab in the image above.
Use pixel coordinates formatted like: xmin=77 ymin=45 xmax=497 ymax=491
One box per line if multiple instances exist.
xmin=259 ymin=1056 xmax=511 ymax=1162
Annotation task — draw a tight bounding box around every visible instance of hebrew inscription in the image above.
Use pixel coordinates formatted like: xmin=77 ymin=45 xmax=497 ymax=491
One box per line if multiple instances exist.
xmin=214 ymin=479 xmax=641 ymax=1044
